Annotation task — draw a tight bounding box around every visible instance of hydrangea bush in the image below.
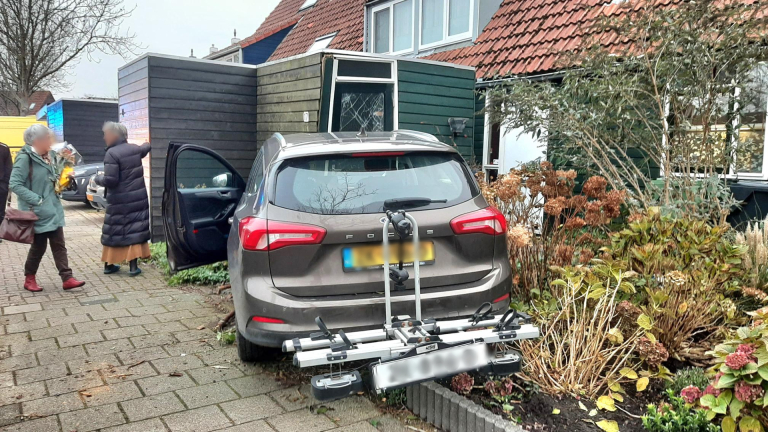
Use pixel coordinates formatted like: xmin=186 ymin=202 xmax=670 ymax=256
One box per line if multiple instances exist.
xmin=698 ymin=307 xmax=768 ymax=432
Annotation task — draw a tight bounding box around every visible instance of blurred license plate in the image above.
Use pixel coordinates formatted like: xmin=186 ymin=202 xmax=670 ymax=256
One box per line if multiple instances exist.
xmin=342 ymin=242 xmax=434 ymax=272
xmin=86 ymin=194 xmax=94 ymax=201
xmin=371 ymin=343 xmax=489 ymax=391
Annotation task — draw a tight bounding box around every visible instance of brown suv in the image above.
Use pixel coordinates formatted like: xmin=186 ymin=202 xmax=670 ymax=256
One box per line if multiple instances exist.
xmin=162 ymin=131 xmax=511 ymax=361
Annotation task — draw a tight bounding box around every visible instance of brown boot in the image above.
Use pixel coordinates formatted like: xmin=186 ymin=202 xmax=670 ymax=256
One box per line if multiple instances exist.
xmin=23 ymin=275 xmax=43 ymax=292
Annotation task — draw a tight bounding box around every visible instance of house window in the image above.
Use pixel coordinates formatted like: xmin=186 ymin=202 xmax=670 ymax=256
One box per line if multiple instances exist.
xmin=217 ymin=51 xmax=241 ymax=63
xmin=308 ymin=33 xmax=336 ymax=53
xmin=735 ymin=65 xmax=767 ymax=175
xmin=421 ymin=0 xmax=473 ymax=49
xmin=299 ymin=0 xmax=317 ymax=11
xmin=372 ymin=0 xmax=414 ymax=54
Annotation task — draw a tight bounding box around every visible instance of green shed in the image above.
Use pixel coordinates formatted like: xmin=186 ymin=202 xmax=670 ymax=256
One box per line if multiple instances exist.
xmin=118 ymin=50 xmax=477 ymax=241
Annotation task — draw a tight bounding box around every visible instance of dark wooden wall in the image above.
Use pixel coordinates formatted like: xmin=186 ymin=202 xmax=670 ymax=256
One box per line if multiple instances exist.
xmin=255 ymin=53 xmax=322 ymax=142
xmin=61 ymin=100 xmax=118 ymax=163
xmin=397 ymin=61 xmax=477 ymax=160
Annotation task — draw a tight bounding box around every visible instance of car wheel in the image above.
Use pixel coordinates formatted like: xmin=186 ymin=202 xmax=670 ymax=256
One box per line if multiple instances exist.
xmin=89 ymin=201 xmax=105 ymax=211
xmin=237 ymin=327 xmax=265 ymax=362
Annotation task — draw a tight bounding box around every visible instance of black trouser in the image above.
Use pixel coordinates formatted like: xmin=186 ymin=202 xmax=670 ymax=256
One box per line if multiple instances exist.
xmin=25 ymin=227 xmax=72 ymax=282
xmin=0 ymin=185 xmax=7 ymax=222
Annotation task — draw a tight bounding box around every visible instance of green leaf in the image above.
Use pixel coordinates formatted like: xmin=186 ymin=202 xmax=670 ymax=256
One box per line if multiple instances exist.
xmin=716 ymin=373 xmax=739 ymax=389
xmin=700 ymin=394 xmax=717 ymax=408
xmin=619 ymin=367 xmax=638 ymax=379
xmin=637 ymin=314 xmax=653 ymax=330
xmin=738 ymin=416 xmax=763 ymax=432
xmin=741 ymin=363 xmax=759 ymax=375
xmin=718 ymin=390 xmax=733 ymax=406
xmin=503 ymin=404 xmax=514 ymax=412
xmin=723 ymin=416 xmax=737 ymax=432
xmin=758 ymin=364 xmax=768 ymax=381
xmin=730 ymin=398 xmax=745 ymax=419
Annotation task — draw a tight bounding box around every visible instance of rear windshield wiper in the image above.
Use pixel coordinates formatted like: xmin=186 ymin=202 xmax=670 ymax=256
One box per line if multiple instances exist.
xmin=383 ymin=197 xmax=448 ymax=210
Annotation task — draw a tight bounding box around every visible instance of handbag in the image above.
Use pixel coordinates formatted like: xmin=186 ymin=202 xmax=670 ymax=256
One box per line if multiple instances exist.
xmin=0 ymin=157 xmax=39 ymax=244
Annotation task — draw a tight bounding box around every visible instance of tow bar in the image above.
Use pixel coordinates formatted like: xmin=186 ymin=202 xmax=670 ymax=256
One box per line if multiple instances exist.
xmin=281 ymin=209 xmax=540 ymax=402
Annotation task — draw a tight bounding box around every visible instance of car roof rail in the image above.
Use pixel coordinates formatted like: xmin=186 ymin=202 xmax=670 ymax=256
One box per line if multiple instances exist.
xmin=392 ymin=130 xmax=442 ymax=144
xmin=272 ymin=132 xmax=287 ymax=149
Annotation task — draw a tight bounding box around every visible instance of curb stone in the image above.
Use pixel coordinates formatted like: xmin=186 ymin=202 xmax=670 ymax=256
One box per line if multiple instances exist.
xmin=406 ymin=381 xmax=525 ymax=432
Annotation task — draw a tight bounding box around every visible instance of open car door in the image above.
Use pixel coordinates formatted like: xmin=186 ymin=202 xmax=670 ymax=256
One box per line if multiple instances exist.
xmin=162 ymin=143 xmax=245 ymax=272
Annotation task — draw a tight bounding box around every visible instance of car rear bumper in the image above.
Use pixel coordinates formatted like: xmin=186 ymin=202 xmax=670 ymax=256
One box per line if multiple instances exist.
xmin=61 ymin=177 xmax=90 ymax=201
xmin=236 ymin=266 xmax=511 ymax=348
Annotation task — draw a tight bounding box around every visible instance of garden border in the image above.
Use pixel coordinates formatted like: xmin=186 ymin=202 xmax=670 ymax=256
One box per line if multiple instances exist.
xmin=406 ymin=381 xmax=525 ymax=432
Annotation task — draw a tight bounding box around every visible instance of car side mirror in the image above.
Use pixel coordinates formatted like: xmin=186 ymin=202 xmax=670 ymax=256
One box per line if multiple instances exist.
xmin=212 ymin=173 xmax=232 ymax=188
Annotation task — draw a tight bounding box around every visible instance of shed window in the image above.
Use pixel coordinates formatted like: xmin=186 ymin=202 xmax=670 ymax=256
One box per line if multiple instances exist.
xmin=372 ymin=0 xmax=414 ymax=54
xmin=308 ymin=33 xmax=335 ymax=53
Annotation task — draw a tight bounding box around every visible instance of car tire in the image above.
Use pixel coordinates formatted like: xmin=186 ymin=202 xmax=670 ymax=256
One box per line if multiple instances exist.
xmin=88 ymin=201 xmax=105 ymax=211
xmin=237 ymin=327 xmax=265 ymax=362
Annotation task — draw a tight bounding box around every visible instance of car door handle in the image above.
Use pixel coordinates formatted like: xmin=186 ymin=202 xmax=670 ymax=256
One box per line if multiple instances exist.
xmin=218 ymin=191 xmax=231 ymax=197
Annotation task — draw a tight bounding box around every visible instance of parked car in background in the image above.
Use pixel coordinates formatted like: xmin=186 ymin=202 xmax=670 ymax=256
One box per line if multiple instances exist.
xmin=61 ymin=162 xmax=103 ymax=204
xmin=162 ymin=131 xmax=511 ymax=362
xmin=86 ymin=172 xmax=107 ymax=210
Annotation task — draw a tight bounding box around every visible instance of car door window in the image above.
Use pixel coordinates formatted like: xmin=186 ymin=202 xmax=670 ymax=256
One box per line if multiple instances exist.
xmin=176 ymin=149 xmax=235 ymax=190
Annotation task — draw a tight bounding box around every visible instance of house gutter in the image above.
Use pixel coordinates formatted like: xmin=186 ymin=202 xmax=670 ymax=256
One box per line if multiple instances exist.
xmin=475 ymin=70 xmax=567 ymax=88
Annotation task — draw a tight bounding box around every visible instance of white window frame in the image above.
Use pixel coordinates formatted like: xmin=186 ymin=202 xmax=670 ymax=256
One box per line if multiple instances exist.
xmin=308 ymin=33 xmax=336 ymax=54
xmin=371 ymin=0 xmax=415 ymax=55
xmin=326 ymin=55 xmax=399 ymax=133
xmin=216 ymin=49 xmax=242 ymax=64
xmin=299 ymin=0 xmax=317 ymax=11
xmin=419 ymin=0 xmax=474 ymax=51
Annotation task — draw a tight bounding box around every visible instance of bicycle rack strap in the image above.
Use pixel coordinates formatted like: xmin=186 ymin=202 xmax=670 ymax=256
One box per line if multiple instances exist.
xmin=471 ymin=302 xmax=494 ymax=325
xmin=310 ymin=317 xmax=333 ymax=342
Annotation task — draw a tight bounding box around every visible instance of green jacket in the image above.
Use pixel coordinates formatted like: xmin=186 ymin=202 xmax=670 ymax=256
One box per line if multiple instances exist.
xmin=9 ymin=145 xmax=65 ymax=233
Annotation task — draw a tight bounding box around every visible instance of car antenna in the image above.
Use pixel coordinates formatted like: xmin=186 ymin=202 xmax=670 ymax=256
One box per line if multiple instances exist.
xmin=356 ymin=126 xmax=367 ymax=138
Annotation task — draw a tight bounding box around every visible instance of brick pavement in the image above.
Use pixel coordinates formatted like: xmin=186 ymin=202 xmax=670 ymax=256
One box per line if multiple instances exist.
xmin=0 ymin=201 xmax=414 ymax=432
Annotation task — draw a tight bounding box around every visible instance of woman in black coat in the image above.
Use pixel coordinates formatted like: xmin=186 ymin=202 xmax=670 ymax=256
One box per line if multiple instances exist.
xmin=94 ymin=122 xmax=151 ymax=276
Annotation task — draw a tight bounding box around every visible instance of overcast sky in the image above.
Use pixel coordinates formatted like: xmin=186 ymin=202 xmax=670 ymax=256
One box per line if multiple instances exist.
xmin=60 ymin=0 xmax=281 ymax=98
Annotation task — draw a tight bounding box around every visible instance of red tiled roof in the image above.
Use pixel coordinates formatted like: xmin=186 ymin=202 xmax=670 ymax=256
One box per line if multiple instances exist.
xmin=0 ymin=91 xmax=54 ymax=116
xmin=268 ymin=0 xmax=365 ymax=61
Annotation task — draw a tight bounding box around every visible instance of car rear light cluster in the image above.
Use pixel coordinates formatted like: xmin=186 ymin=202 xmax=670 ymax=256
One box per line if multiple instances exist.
xmin=239 ymin=217 xmax=326 ymax=251
xmin=449 ymin=207 xmax=507 ymax=236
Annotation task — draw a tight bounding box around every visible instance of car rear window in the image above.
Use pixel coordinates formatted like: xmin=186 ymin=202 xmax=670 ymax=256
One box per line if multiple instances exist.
xmin=274 ymin=152 xmax=477 ymax=214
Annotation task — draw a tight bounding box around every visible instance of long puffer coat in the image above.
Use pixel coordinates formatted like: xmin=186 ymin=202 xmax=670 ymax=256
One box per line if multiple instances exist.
xmin=94 ymin=140 xmax=151 ymax=247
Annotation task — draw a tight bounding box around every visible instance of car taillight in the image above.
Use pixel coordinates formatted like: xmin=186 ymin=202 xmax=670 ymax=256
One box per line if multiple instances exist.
xmin=239 ymin=217 xmax=326 ymax=251
xmin=450 ymin=207 xmax=507 ymax=236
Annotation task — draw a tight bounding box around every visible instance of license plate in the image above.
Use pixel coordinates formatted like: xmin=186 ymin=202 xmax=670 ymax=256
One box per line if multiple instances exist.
xmin=342 ymin=242 xmax=435 ymax=272
xmin=371 ymin=343 xmax=489 ymax=391
xmin=86 ymin=194 xmax=94 ymax=201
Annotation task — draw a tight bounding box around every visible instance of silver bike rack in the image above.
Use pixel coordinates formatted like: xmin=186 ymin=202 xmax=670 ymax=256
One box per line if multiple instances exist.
xmin=281 ymin=209 xmax=540 ymax=402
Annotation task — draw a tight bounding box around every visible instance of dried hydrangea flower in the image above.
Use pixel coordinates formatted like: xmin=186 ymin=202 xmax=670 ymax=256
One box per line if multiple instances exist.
xmin=725 ymin=351 xmax=755 ymax=370
xmin=734 ymin=381 xmax=764 ymax=403
xmin=680 ymin=385 xmax=703 ymax=404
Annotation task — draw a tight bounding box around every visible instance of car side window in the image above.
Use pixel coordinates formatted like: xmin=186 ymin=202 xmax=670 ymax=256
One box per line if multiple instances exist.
xmin=176 ymin=149 xmax=234 ymax=190
xmin=246 ymin=148 xmax=265 ymax=196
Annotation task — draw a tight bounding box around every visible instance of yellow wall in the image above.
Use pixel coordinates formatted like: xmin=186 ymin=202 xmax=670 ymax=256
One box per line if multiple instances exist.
xmin=0 ymin=116 xmax=46 ymax=160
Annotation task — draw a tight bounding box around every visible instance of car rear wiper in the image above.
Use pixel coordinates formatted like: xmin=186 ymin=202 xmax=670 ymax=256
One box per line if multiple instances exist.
xmin=383 ymin=197 xmax=448 ymax=209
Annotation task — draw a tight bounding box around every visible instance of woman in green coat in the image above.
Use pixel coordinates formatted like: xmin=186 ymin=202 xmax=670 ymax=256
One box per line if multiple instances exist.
xmin=9 ymin=124 xmax=86 ymax=292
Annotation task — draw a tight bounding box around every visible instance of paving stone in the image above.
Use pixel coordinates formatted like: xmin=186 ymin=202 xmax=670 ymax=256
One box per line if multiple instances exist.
xmin=0 ymin=382 xmax=47 ymax=405
xmin=103 ymin=325 xmax=149 ymax=340
xmin=324 ymin=395 xmax=381 ymax=426
xmin=25 ymin=309 xmax=65 ymax=322
xmin=46 ymin=370 xmax=104 ymax=395
xmin=266 ymin=409 xmax=336 ymax=432
xmin=120 ymin=392 xmax=185 ymax=422
xmin=165 ymin=302 xmax=204 ymax=312
xmin=220 ymin=395 xmax=284 ymax=424
xmin=6 ymin=319 xmax=50 ymax=334
xmin=82 ymin=381 xmax=143 ymax=407
xmin=153 ymin=310 xmax=194 ymax=323
xmin=9 ymin=338 xmax=57 ymax=356
xmin=116 ymin=346 xmax=169 ymax=364
xmin=115 ymin=315 xmax=159 ymax=327
xmin=333 ymin=421 xmax=380 ymax=432
xmin=0 ymin=415 xmax=60 ymax=432
xmin=3 ymin=304 xmax=42 ymax=315
xmin=143 ymin=321 xmax=188 ymax=334
xmin=59 ymin=403 xmax=125 ymax=432
xmin=150 ymin=355 xmax=204 ymax=374
xmin=214 ymin=420 xmax=277 ymax=432
xmin=175 ymin=381 xmax=239 ymax=409
xmin=47 ymin=314 xmax=92 ymax=327
xmin=102 ymin=418 xmax=167 ymax=432
xmin=103 ymin=299 xmax=142 ymax=310
xmin=162 ymin=404 xmax=232 ymax=432
xmin=164 ymin=340 xmax=216 ymax=357
xmin=187 ymin=364 xmax=244 ymax=385
xmin=84 ymin=337 xmax=134 ymax=356
xmin=128 ymin=305 xmax=168 ymax=316
xmin=180 ymin=316 xmax=216 ymax=330
xmin=29 ymin=323 xmax=75 ymax=340
xmin=57 ymin=330 xmax=104 ymax=348
xmin=67 ymin=354 xmax=119 ymax=374
xmin=0 ymin=354 xmax=37 ymax=373
xmin=90 ymin=308 xmax=132 ymax=320
xmin=130 ymin=332 xmax=176 ymax=349
xmin=269 ymin=385 xmax=314 ymax=412
xmin=196 ymin=348 xmax=241 ymax=366
xmin=14 ymin=362 xmax=68 ymax=384
xmin=227 ymin=374 xmax=284 ymax=398
xmin=21 ymin=392 xmax=84 ymax=416
xmin=0 ymin=314 xmax=25 ymax=326
xmin=63 ymin=305 xmax=107 ymax=317
xmin=74 ymin=318 xmax=118 ymax=333
xmin=103 ymin=361 xmax=158 ymax=384
xmin=137 ymin=372 xmax=196 ymax=395
xmin=0 ymin=403 xmax=21 ymax=428
xmin=37 ymin=345 xmax=87 ymax=365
